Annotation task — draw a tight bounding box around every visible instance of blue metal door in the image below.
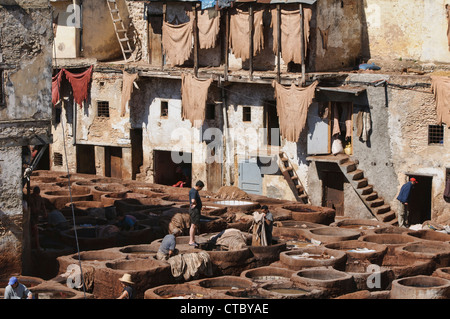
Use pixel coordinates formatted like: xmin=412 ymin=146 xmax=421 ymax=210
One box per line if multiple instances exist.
xmin=238 ymin=159 xmax=262 ymax=195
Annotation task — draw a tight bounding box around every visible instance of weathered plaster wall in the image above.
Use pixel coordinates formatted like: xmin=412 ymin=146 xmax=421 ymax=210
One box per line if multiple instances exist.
xmin=363 ymin=0 xmax=450 ymax=63
xmin=385 ymin=74 xmax=450 ymax=223
xmin=0 ymin=5 xmax=53 ymax=123
xmin=81 ymin=0 xmax=130 ymax=61
xmin=346 ymin=73 xmax=449 ymax=223
xmin=313 ymin=0 xmax=363 ymax=71
xmin=0 ymin=147 xmax=24 ymax=275
xmin=129 ymin=77 xmax=209 ymax=187
xmin=0 ymin=2 xmax=52 ymax=276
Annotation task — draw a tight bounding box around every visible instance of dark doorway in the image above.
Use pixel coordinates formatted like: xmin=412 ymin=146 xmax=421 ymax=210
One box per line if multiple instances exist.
xmin=206 ymin=144 xmax=222 ymax=193
xmin=76 ymin=145 xmax=96 ymax=174
xmin=105 ymin=146 xmax=122 ymax=178
xmin=317 ymin=162 xmax=345 ymax=216
xmin=264 ymin=100 xmax=280 ymax=147
xmin=131 ymin=129 xmax=143 ymax=180
xmin=33 ymin=145 xmax=50 ymax=171
xmin=154 ymin=150 xmax=192 ymax=187
xmin=408 ymin=175 xmax=432 ymax=224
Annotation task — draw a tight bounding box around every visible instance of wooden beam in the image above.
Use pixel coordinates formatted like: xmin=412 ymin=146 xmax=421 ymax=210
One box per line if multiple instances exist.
xmin=249 ymin=4 xmax=254 ymax=81
xmin=193 ymin=3 xmax=199 ymax=77
xmin=276 ymin=4 xmax=281 ymax=83
xmin=224 ymin=8 xmax=229 ymax=82
xmin=300 ymin=3 xmax=305 ymax=86
xmin=162 ymin=2 xmax=167 ymax=70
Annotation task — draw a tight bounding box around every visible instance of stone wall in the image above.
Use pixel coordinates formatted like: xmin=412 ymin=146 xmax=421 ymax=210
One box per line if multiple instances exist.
xmin=0 ymin=1 xmax=53 ymax=276
xmin=363 ymin=0 xmax=450 ymax=64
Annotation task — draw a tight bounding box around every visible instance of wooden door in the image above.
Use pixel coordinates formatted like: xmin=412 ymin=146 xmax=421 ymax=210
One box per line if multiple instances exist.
xmin=148 ymin=15 xmax=163 ymax=66
xmin=322 ymin=171 xmax=344 ymax=216
xmin=206 ymin=145 xmax=222 ymax=193
xmin=109 ymin=147 xmax=122 ymax=179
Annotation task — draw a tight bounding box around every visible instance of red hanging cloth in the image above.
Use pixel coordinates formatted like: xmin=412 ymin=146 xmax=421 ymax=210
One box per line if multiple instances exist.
xmin=52 ymin=70 xmax=63 ymax=106
xmin=63 ymin=65 xmax=93 ymax=107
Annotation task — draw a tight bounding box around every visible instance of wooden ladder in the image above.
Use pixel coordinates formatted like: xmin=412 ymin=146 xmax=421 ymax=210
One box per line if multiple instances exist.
xmin=278 ymin=151 xmax=309 ymax=204
xmin=106 ymin=0 xmax=134 ymax=61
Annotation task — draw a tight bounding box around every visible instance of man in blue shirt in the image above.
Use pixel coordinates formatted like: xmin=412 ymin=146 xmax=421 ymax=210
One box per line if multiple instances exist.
xmin=396 ymin=177 xmax=418 ymax=228
xmin=4 ymin=277 xmax=33 ymax=299
xmin=157 ymin=230 xmax=181 ymax=261
xmin=189 ymin=180 xmax=204 ymax=247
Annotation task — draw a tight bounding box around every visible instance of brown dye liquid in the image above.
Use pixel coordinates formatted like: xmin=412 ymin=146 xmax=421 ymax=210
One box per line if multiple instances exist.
xmin=268 ymin=288 xmax=309 ymax=295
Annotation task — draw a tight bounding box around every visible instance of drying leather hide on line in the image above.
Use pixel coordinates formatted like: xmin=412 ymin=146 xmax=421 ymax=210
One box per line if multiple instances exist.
xmin=181 ymin=73 xmax=213 ymax=128
xmin=273 ymin=80 xmax=318 ymax=142
xmin=162 ymin=20 xmax=193 ymax=66
xmin=229 ymin=8 xmax=264 ymax=61
xmin=271 ymin=7 xmax=312 ymax=64
xmin=431 ymin=76 xmax=450 ymax=127
xmin=64 ymin=66 xmax=93 ymax=107
xmin=187 ymin=9 xmax=221 ymax=50
xmin=121 ymin=71 xmax=138 ymax=117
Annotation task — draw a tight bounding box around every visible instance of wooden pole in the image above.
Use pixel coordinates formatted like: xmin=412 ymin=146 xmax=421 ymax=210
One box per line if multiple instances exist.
xmin=162 ymin=2 xmax=166 ymax=71
xmin=193 ymin=3 xmax=199 ymax=77
xmin=224 ymin=8 xmax=229 ymax=82
xmin=276 ymin=4 xmax=281 ymax=83
xmin=300 ymin=3 xmax=305 ymax=86
xmin=249 ymin=4 xmax=254 ymax=81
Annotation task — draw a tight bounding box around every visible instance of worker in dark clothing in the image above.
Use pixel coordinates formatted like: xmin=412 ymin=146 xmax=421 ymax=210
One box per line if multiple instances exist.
xmin=188 ymin=180 xmax=204 ymax=247
xmin=396 ymin=177 xmax=418 ymax=228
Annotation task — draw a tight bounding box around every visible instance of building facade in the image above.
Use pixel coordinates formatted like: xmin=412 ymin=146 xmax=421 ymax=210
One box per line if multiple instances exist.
xmin=49 ymin=0 xmax=449 ymax=232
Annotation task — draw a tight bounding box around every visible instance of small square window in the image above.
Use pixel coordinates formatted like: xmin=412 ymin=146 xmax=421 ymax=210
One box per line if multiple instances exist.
xmin=206 ymin=103 xmax=215 ymax=120
xmin=53 ymin=152 xmax=63 ymax=166
xmin=97 ymin=101 xmax=110 ymax=117
xmin=243 ymin=106 xmax=251 ymax=122
xmin=428 ymin=125 xmax=444 ymax=145
xmin=161 ymin=100 xmax=168 ymax=118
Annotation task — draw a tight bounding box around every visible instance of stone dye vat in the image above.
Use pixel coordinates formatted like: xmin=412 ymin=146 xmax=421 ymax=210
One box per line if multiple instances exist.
xmin=407 ymin=229 xmax=450 ymax=243
xmin=257 ymin=280 xmax=326 ymax=299
xmin=330 ymin=218 xmax=390 ymax=234
xmin=394 ymin=241 xmax=450 ymax=268
xmin=279 ymin=247 xmax=347 ymax=271
xmin=324 ymin=240 xmax=388 ymax=272
xmin=193 ymin=275 xmax=255 ymax=297
xmin=95 ymin=258 xmax=172 ymax=299
xmin=42 ymin=189 xmax=93 ymax=210
xmin=240 ymin=266 xmax=295 ymax=284
xmin=291 ymin=267 xmax=355 ymax=298
xmin=144 ymin=283 xmax=228 ymax=299
xmin=281 ymin=204 xmax=335 ymax=225
xmin=390 ymin=275 xmax=450 ymax=299
xmin=303 ymin=226 xmax=362 ymax=244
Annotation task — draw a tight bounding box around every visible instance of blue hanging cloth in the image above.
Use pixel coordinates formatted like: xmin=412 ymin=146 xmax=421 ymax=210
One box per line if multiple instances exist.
xmin=201 ymin=0 xmax=216 ymax=10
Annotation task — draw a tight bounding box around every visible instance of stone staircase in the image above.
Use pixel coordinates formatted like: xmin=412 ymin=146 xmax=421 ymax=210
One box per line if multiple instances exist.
xmin=336 ymin=156 xmax=398 ymax=226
